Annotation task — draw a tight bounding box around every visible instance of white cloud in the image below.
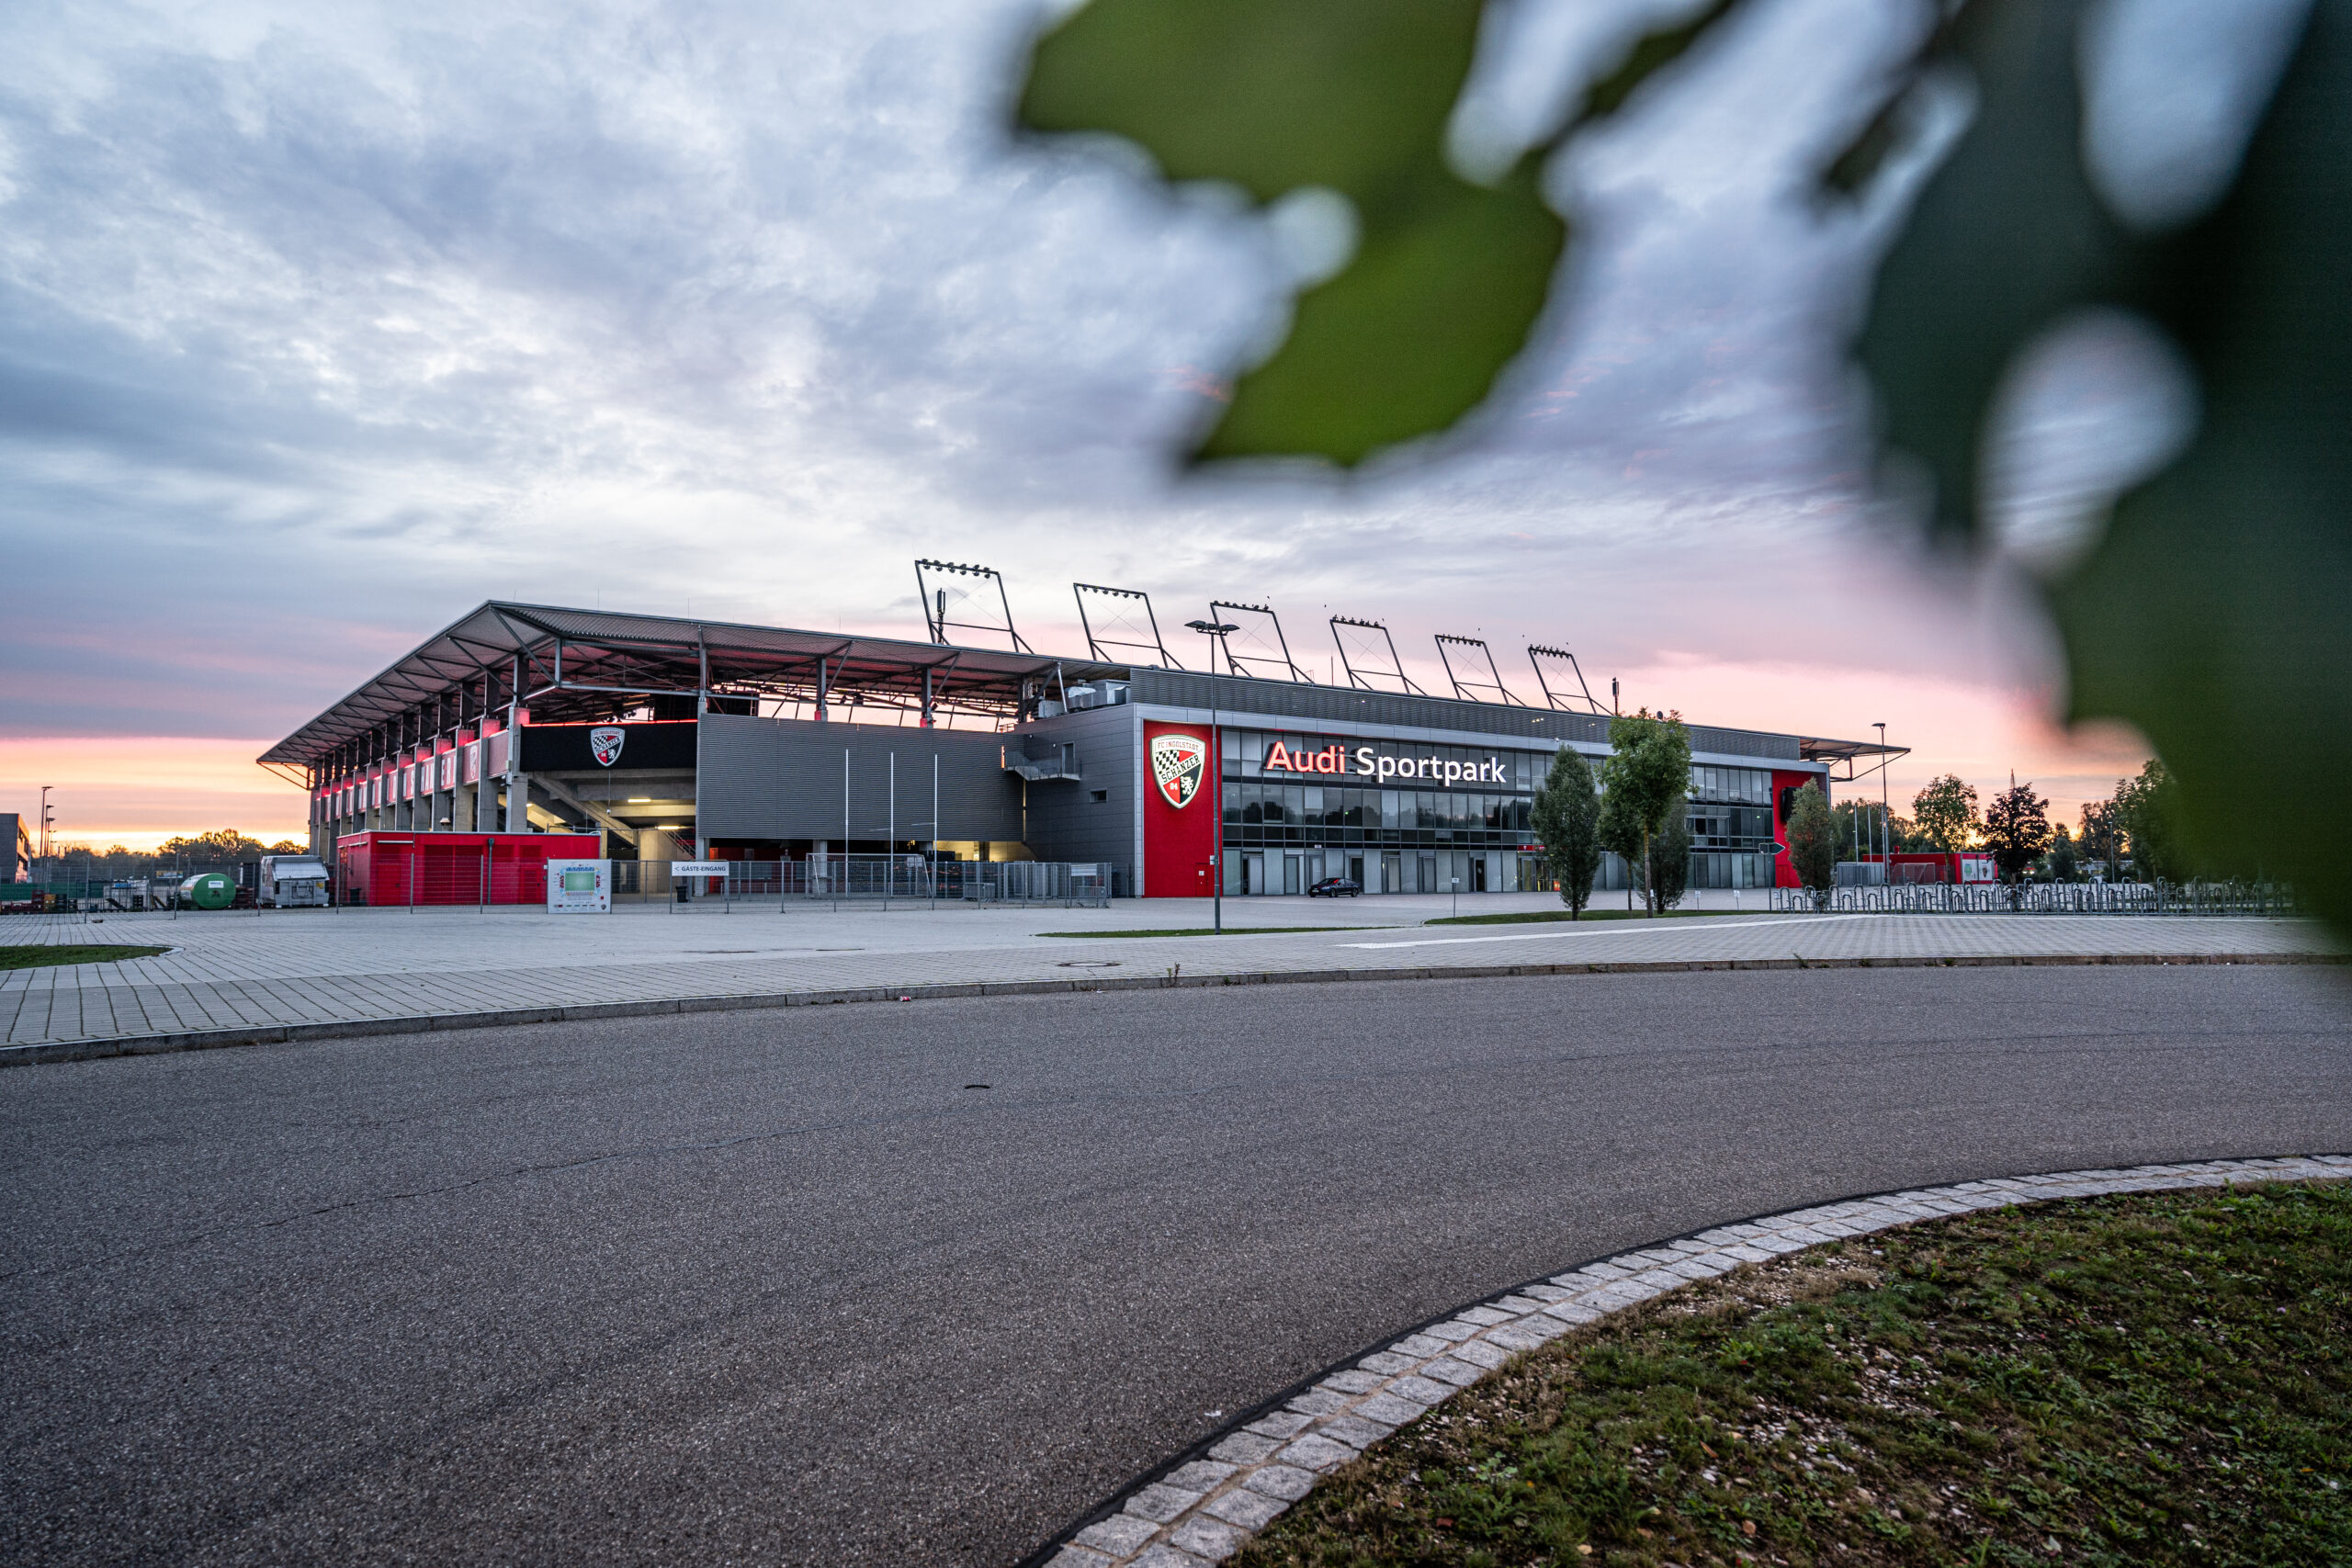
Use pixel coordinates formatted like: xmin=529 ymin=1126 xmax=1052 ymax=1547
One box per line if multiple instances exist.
xmin=0 ymin=0 xmax=2147 ymax=813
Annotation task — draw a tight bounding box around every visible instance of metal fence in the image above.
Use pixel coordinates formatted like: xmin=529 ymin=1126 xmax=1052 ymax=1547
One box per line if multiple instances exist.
xmin=794 ymin=855 xmax=1111 ymax=908
xmin=613 ymin=857 xmax=1114 ymax=909
xmin=5 ymin=858 xmax=1119 ymax=915
xmin=1771 ymin=881 xmax=2298 ymax=916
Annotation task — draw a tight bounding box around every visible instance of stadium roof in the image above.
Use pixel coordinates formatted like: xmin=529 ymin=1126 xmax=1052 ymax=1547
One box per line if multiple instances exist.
xmin=263 ymin=600 xmax=1910 ymax=781
xmin=261 ymin=602 xmax=1123 ymax=769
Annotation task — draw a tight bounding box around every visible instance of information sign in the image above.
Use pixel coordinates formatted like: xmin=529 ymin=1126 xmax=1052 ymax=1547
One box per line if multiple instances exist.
xmin=545 ymin=858 xmax=611 ymax=913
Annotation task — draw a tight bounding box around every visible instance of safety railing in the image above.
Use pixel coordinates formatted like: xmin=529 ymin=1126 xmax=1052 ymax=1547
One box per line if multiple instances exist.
xmin=1770 ymin=881 xmax=2298 ymax=916
xmin=797 ymin=855 xmax=1113 ymax=908
xmin=606 ymin=857 xmax=1114 ymax=908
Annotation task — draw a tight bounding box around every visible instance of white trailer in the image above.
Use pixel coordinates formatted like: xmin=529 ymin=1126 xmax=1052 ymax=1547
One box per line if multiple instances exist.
xmin=258 ymin=855 xmax=333 ymax=908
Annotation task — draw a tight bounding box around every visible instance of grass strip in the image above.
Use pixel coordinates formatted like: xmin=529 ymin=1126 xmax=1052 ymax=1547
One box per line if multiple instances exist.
xmin=1240 ymin=1181 xmax=2351 ymax=1568
xmin=1424 ymin=909 xmax=1767 ymax=927
xmin=0 ymin=945 xmax=170 ymax=971
xmin=1039 ymin=927 xmax=1378 ymax=939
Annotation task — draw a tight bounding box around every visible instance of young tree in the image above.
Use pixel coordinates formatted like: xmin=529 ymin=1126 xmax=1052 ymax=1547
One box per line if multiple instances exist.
xmin=1530 ymin=744 xmax=1602 ymax=918
xmin=1648 ymin=795 xmax=1692 ymax=910
xmin=1981 ymin=777 xmax=2052 ymax=884
xmin=1598 ymin=709 xmax=1692 ymax=916
xmin=1785 ymin=781 xmax=1837 ymax=895
xmin=1910 ymin=775 xmax=1981 ymax=852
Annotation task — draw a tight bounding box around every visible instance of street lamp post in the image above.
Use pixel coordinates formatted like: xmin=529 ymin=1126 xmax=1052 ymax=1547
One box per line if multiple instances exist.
xmin=1873 ymin=722 xmax=1889 ymax=874
xmin=1187 ymin=620 xmax=1238 ymax=933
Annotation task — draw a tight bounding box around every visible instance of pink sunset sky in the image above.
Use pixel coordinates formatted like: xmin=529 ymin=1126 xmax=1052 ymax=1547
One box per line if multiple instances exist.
xmin=1 ymin=0 xmax=2188 ymax=849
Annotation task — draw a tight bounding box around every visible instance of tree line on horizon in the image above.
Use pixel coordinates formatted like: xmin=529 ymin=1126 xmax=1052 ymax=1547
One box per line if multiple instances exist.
xmin=34 ymin=829 xmax=309 ymax=880
xmin=1835 ymin=761 xmax=2191 ymax=886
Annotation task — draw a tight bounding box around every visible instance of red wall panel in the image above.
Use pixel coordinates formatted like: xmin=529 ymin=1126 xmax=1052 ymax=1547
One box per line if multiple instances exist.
xmin=1770 ymin=768 xmax=1821 ymax=889
xmin=1140 ymin=720 xmax=1218 ymax=898
xmin=334 ymin=832 xmax=599 ymax=906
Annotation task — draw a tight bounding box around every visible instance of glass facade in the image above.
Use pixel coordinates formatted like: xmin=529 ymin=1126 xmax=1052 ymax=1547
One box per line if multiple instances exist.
xmin=1684 ymin=761 xmax=1780 ymax=888
xmin=1220 ymin=728 xmax=1541 ymax=848
xmin=1217 ymin=728 xmax=1544 ymax=896
xmin=1211 ymin=728 xmax=1790 ymax=894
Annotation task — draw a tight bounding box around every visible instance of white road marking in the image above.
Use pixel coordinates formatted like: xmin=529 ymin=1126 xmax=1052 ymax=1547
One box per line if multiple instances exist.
xmin=1339 ymin=914 xmax=1874 ymax=950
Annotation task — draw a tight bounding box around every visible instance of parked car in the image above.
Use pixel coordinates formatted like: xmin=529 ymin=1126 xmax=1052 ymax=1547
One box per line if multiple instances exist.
xmin=1307 ymin=876 xmax=1363 ymax=898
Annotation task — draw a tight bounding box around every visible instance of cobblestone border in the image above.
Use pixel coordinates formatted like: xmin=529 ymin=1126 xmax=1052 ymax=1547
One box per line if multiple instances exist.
xmin=1029 ymin=1153 xmax=2352 ymax=1568
xmin=4 ymin=950 xmax=2340 ymax=1068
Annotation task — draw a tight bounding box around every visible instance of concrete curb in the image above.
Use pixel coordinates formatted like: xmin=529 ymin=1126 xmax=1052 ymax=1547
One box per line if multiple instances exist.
xmin=4 ymin=950 xmax=2343 ymax=1068
xmin=1027 ymin=1153 xmax=2352 ymax=1568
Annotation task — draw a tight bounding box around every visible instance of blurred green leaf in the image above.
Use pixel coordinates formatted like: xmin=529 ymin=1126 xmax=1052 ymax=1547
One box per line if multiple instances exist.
xmin=1848 ymin=0 xmax=2350 ymax=928
xmin=1849 ymin=0 xmax=2134 ymax=538
xmin=1018 ymin=0 xmax=1483 ymax=210
xmin=1201 ymin=161 xmax=1564 ymax=464
xmin=2051 ymin=1 xmax=2352 ymax=927
xmin=1019 ymin=0 xmax=1747 ymax=467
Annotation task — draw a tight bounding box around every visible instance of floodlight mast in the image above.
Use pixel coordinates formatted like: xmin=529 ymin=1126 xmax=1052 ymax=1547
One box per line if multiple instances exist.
xmin=1329 ymin=615 xmax=1427 ymax=696
xmin=1073 ymin=582 xmax=1181 ymax=669
xmin=1206 ymin=600 xmax=1312 ymax=682
xmin=1433 ymin=634 xmax=1521 ymax=705
xmin=1527 ymin=644 xmax=1605 ymax=714
xmin=913 ymin=559 xmax=1033 ymax=653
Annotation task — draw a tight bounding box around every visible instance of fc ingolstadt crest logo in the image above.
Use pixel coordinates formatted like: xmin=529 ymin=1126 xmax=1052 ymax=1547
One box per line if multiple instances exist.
xmin=589 ymin=727 xmax=627 ymax=766
xmin=1149 ymin=731 xmax=1206 ymax=809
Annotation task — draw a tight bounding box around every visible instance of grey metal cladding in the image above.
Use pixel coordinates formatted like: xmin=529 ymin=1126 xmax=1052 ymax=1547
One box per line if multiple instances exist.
xmin=1122 ymin=670 xmax=1799 ymax=760
xmin=695 ymin=714 xmax=1023 ymax=841
xmin=1016 ymin=704 xmax=1141 ymax=886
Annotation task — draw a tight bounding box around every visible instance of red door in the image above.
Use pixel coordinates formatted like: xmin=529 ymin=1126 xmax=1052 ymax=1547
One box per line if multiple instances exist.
xmin=415 ymin=844 xmax=485 ymax=904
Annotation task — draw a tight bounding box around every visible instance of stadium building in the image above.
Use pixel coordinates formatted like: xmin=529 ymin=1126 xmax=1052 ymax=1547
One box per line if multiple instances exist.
xmin=265 ymin=587 xmax=1901 ymax=901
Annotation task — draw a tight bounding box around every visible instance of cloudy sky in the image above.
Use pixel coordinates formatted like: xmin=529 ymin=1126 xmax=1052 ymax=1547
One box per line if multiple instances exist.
xmin=1 ymin=0 xmax=2170 ymax=848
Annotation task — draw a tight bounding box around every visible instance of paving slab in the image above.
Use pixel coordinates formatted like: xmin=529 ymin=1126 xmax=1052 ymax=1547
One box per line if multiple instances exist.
xmin=1 ymin=903 xmax=2336 ymax=1060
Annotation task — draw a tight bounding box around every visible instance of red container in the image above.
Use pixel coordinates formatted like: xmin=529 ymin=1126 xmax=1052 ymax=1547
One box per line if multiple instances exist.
xmin=334 ymin=832 xmax=602 ymax=906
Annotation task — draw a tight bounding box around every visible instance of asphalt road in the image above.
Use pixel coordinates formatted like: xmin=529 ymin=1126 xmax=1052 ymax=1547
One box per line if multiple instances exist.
xmin=5 ymin=964 xmax=2349 ymax=1567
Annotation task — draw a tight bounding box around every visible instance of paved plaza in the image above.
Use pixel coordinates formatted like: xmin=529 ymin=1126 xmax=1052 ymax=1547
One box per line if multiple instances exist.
xmin=1 ymin=894 xmax=2339 ymax=1059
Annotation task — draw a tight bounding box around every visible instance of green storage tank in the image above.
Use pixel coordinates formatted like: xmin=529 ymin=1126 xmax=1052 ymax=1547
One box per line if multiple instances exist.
xmin=179 ymin=872 xmax=238 ymax=910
